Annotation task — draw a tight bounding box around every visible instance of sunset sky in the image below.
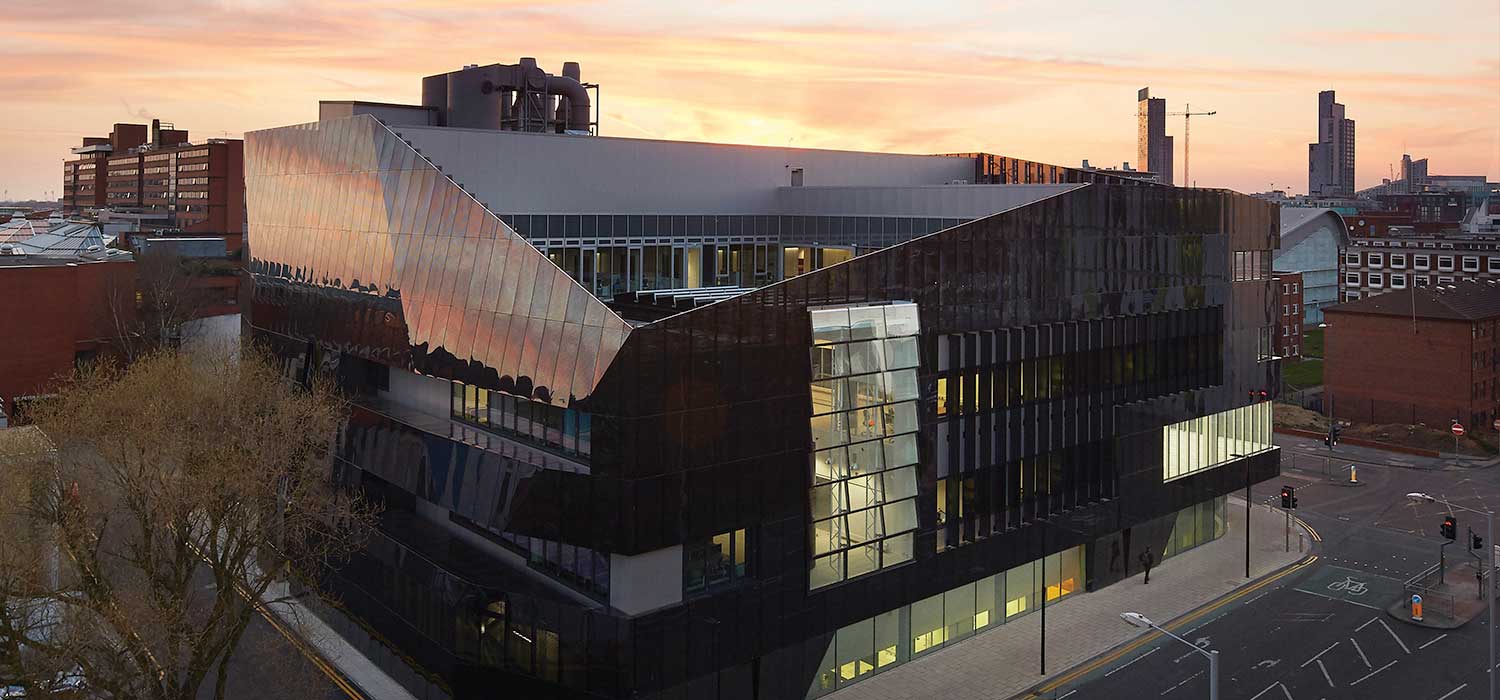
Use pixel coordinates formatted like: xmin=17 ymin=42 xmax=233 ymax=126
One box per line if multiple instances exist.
xmin=2 ymin=0 xmax=1497 ymax=200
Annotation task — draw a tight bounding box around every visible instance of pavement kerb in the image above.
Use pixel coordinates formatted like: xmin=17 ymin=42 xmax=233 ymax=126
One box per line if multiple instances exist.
xmin=1014 ymin=511 xmax=1321 ymax=700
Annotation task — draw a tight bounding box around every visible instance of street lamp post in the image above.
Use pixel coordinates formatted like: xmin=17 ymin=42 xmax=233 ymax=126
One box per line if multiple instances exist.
xmin=1231 ymin=452 xmax=1249 ymax=579
xmin=1119 ymin=612 xmax=1219 ymax=700
xmin=1408 ymin=492 xmax=1494 ymax=700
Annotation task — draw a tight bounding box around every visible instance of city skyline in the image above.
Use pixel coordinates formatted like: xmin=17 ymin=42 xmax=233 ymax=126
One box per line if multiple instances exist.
xmin=1 ymin=0 xmax=1497 ymax=200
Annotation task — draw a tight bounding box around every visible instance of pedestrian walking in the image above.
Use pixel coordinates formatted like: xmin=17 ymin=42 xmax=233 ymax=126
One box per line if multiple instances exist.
xmin=1139 ymin=550 xmax=1155 ymax=584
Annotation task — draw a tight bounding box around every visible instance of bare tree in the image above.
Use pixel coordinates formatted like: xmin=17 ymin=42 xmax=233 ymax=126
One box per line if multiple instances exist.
xmin=0 ymin=348 xmax=377 ymax=700
xmin=109 ymin=250 xmax=223 ymax=361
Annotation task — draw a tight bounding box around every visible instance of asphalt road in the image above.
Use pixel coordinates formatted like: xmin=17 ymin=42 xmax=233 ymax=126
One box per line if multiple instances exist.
xmin=1046 ymin=437 xmax=1500 ymax=700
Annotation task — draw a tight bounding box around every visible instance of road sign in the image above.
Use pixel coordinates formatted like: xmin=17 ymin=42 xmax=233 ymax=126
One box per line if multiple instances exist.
xmin=1412 ymin=594 xmax=1423 ymax=622
xmin=1452 ymin=423 xmax=1466 ymax=436
xmin=1493 ymin=417 xmax=1499 ymax=431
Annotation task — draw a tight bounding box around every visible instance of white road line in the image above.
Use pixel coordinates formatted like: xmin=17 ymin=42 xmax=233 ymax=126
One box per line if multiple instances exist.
xmin=1278 ymin=684 xmax=1294 ymax=700
xmin=1378 ymin=618 xmax=1412 ymax=654
xmin=1419 ymin=633 xmax=1448 ymax=650
xmin=1249 ymin=682 xmax=1282 ymax=700
xmin=1351 ymin=637 xmax=1372 ymax=669
xmin=1292 ymin=587 xmax=1381 ymax=610
xmin=1105 ymin=647 xmax=1159 ymax=677
xmin=1301 ymin=641 xmax=1341 ymax=668
xmin=1059 ymin=691 xmax=1079 ymax=700
xmin=1350 ymin=659 xmax=1398 ymax=686
xmin=1316 ymin=659 xmax=1335 ymax=688
xmin=1159 ymin=670 xmax=1203 ymax=696
xmin=1436 ymin=684 xmax=1468 ymax=700
xmin=1356 ymin=617 xmax=1379 ymax=632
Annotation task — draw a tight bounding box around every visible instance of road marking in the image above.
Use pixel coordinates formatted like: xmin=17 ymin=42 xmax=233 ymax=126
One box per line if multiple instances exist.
xmin=1301 ymin=641 xmax=1340 ymax=667
xmin=1349 ymin=659 xmax=1397 ymax=686
xmin=1291 ymin=587 xmax=1381 ymax=610
xmin=1059 ymin=691 xmax=1078 ymax=699
xmin=1104 ymin=647 xmax=1158 ymax=677
xmin=1377 ymin=618 xmax=1411 ymax=654
xmin=1249 ymin=682 xmax=1283 ymax=700
xmin=1419 ymin=633 xmax=1448 ymax=650
xmin=1437 ymin=683 xmax=1469 ymax=700
xmin=1026 ymin=555 xmax=1321 ymax=697
xmin=1159 ymin=670 xmax=1203 ymax=696
xmin=1316 ymin=659 xmax=1334 ymax=688
xmin=1355 ymin=617 xmax=1379 ymax=632
xmin=1351 ymin=638 xmax=1372 ymax=669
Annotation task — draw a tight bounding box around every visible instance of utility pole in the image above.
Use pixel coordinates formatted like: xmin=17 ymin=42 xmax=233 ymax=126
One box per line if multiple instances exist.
xmin=1167 ymin=104 xmax=1217 ymax=187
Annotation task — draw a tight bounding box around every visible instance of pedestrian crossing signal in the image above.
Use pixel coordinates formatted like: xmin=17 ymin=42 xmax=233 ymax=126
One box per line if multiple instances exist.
xmin=1441 ymin=516 xmax=1457 ymax=540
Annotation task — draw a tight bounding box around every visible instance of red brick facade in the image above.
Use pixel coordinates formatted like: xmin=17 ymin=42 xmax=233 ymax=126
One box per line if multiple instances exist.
xmin=1325 ymin=306 xmax=1500 ymax=429
xmin=1273 ymin=271 xmax=1304 ymax=359
xmin=0 ymin=259 xmax=136 ymax=422
xmin=61 ymin=122 xmax=244 ymax=243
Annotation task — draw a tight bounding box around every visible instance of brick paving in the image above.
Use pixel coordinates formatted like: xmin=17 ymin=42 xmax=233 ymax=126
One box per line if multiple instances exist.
xmin=828 ymin=498 xmax=1307 ymax=700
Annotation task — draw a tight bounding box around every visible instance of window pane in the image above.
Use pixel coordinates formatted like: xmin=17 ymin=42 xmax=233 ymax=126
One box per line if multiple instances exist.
xmin=848 ymin=439 xmax=883 ymax=475
xmin=874 ymin=609 xmax=902 ymax=668
xmin=975 ymin=573 xmax=999 ymax=630
xmin=885 ymin=337 xmax=919 ymax=370
xmin=848 ymin=307 xmax=886 ymax=341
xmin=811 ymin=378 xmax=848 ymax=415
xmin=811 ymin=553 xmax=843 ymax=589
xmin=882 ymin=498 xmax=917 ymax=534
xmin=836 ymin=618 xmax=876 ymax=685
xmin=945 ymin=582 xmax=976 ymax=642
xmin=910 ymin=593 xmax=945 ymax=655
xmin=814 ymin=447 xmax=848 ymax=483
xmin=882 ymin=467 xmax=917 ymax=502
xmin=882 ymin=531 xmax=913 ymax=567
xmin=883 ymin=304 xmax=919 ymax=337
xmin=887 ymin=369 xmax=919 ymax=402
xmin=847 ymin=542 xmax=880 ymax=579
xmin=884 ymin=433 xmax=918 ymax=468
xmin=812 ymin=309 xmax=850 ymax=345
xmin=846 ymin=340 xmax=884 ymax=375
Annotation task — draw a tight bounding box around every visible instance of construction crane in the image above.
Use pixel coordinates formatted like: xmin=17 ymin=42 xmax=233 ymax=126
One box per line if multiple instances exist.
xmin=1167 ymin=104 xmax=1216 ymax=187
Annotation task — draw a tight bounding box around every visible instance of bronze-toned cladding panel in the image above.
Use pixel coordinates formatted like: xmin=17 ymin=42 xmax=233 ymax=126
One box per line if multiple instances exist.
xmin=244 ymin=115 xmax=631 ymax=406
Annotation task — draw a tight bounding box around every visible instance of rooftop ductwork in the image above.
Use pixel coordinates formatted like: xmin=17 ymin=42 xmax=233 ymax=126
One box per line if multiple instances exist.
xmin=421 ymin=60 xmax=595 ymax=135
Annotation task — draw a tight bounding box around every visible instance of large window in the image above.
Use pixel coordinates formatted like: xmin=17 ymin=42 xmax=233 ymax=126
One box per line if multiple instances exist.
xmin=684 ymin=528 xmax=749 ymax=595
xmin=807 ymin=545 xmax=1085 ymax=696
xmin=809 ymin=304 xmax=921 ymax=590
xmin=1162 ymin=403 xmax=1273 ymax=481
xmin=451 ymin=381 xmax=592 ymax=458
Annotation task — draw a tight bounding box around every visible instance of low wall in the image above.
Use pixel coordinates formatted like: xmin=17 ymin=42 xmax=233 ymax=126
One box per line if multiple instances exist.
xmin=1273 ymin=426 xmax=1441 ymax=458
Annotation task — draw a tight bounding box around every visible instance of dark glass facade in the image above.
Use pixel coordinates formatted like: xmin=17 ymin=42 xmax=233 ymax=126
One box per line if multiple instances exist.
xmin=247 ymin=114 xmax=1283 ymax=700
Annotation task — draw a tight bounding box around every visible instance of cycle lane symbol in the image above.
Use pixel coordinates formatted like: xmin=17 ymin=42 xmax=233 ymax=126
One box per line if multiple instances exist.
xmin=1327 ymin=576 xmax=1369 ymax=596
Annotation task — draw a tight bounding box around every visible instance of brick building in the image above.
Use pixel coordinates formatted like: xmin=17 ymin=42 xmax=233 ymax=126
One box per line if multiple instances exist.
xmin=62 ymin=120 xmax=244 ymax=250
xmin=1273 ymin=271 xmax=1304 ymax=358
xmin=1324 ymin=279 xmax=1500 ymax=428
xmin=1341 ymin=236 xmax=1500 ymax=302
xmin=0 ymin=250 xmax=136 ymax=425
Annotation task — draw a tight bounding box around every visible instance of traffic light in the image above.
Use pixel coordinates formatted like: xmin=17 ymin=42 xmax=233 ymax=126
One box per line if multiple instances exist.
xmin=1473 ymin=532 xmax=1485 ymax=550
xmin=1441 ymin=516 xmax=1457 ymax=540
xmin=1280 ymin=485 xmax=1294 ymax=509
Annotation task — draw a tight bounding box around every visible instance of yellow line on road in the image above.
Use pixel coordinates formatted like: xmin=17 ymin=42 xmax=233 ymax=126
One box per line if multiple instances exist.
xmin=253 ymin=597 xmax=369 ymax=700
xmin=1024 ymin=554 xmax=1321 ymax=698
xmin=184 ymin=540 xmax=368 ymax=700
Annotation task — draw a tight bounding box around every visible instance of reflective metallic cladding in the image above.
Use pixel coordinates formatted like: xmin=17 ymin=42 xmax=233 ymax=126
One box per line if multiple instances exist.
xmin=244 ymin=114 xmax=631 ymax=407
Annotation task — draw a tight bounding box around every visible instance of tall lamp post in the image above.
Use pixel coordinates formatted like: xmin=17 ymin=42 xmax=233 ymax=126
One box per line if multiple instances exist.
xmin=1231 ymin=452 xmax=1250 ymax=579
xmin=1119 ymin=612 xmax=1218 ymax=700
xmin=1408 ymin=492 xmax=1493 ymax=700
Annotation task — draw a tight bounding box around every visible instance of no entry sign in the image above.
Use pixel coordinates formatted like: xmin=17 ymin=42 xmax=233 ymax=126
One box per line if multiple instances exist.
xmin=1452 ymin=423 xmax=1466 ymax=437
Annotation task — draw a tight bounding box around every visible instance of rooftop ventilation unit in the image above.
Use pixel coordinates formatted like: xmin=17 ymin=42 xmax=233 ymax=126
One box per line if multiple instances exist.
xmin=422 ymin=59 xmax=595 ymax=135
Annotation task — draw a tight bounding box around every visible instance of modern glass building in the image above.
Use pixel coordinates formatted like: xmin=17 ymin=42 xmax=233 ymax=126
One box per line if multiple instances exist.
xmin=245 ymin=69 xmax=1283 ymax=700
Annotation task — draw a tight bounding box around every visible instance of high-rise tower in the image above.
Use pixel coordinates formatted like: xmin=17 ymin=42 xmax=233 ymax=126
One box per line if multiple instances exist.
xmin=1137 ymin=87 xmax=1173 ymax=185
xmin=1308 ymin=90 xmax=1355 ymax=197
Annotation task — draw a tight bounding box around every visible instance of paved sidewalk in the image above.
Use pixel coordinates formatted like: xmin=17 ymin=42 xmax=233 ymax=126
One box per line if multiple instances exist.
xmin=829 ymin=497 xmax=1309 ymax=700
xmin=261 ymin=580 xmax=423 ymax=700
